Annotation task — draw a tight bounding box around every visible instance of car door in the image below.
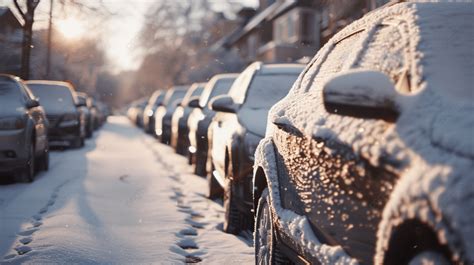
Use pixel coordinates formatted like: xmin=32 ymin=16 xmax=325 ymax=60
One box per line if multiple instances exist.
xmin=21 ymin=83 xmax=48 ymax=154
xmin=274 ymin=17 xmax=416 ymax=264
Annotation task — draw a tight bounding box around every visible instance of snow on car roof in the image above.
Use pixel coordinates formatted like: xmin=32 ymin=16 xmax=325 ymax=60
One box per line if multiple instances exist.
xmin=25 ymin=80 xmax=75 ymax=90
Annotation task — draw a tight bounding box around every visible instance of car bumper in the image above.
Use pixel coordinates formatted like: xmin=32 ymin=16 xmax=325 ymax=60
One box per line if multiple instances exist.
xmin=48 ymin=125 xmax=81 ymax=143
xmin=0 ymin=129 xmax=29 ymax=172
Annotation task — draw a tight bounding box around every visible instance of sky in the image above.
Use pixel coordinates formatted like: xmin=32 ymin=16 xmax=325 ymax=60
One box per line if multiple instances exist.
xmin=0 ymin=0 xmax=258 ymax=73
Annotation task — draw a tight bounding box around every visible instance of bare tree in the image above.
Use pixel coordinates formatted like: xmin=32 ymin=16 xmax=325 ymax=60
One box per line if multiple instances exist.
xmin=13 ymin=0 xmax=40 ymax=79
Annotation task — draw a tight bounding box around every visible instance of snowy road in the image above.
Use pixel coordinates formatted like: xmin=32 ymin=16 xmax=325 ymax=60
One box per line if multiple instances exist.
xmin=0 ymin=116 xmax=253 ymax=264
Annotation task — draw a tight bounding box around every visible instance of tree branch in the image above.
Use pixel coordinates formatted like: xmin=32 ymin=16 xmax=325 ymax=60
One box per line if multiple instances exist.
xmin=13 ymin=0 xmax=26 ymax=19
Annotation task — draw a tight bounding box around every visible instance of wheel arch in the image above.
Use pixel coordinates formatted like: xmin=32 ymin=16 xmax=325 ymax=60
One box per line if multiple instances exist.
xmin=382 ymin=218 xmax=455 ymax=265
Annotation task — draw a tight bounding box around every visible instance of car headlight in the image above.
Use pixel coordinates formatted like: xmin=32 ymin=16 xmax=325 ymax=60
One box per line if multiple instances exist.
xmin=146 ymin=109 xmax=154 ymax=117
xmin=59 ymin=114 xmax=79 ymax=127
xmin=244 ymin=132 xmax=262 ymax=160
xmin=0 ymin=117 xmax=25 ymax=130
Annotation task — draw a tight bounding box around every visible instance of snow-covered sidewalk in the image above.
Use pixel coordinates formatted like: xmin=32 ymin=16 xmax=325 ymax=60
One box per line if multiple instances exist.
xmin=0 ymin=116 xmax=253 ymax=264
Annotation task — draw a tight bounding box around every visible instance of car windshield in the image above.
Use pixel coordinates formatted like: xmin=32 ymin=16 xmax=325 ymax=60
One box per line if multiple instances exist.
xmin=0 ymin=81 xmax=24 ymax=109
xmin=199 ymin=78 xmax=235 ymax=107
xmin=242 ymin=74 xmax=299 ymax=109
xmin=148 ymin=91 xmax=165 ymax=106
xmin=164 ymin=90 xmax=186 ymax=106
xmin=28 ymin=84 xmax=76 ymax=113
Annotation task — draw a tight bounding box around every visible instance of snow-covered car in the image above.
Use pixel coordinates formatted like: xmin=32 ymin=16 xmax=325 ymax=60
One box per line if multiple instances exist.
xmin=171 ymin=82 xmax=205 ymax=156
xmin=209 ymin=62 xmax=304 ymax=235
xmin=143 ymin=90 xmax=165 ymax=134
xmin=252 ymin=3 xmax=474 ymax=264
xmin=188 ymin=73 xmax=238 ymax=176
xmin=76 ymin=92 xmax=93 ymax=138
xmin=27 ymin=80 xmax=87 ymax=149
xmin=0 ymin=74 xmax=49 ymax=182
xmin=154 ymin=86 xmax=187 ymax=144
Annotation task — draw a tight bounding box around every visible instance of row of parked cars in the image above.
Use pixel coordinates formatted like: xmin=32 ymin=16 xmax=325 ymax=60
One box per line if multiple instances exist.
xmin=0 ymin=74 xmax=109 ymax=183
xmin=128 ymin=3 xmax=473 ymax=264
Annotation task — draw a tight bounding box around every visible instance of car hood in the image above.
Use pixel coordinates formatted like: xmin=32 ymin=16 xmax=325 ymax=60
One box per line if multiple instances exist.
xmin=238 ymin=108 xmax=269 ymax=137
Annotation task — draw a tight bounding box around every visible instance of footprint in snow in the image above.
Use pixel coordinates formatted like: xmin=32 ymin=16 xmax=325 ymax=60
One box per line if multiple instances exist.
xmin=17 ymin=228 xmax=38 ymax=237
xmin=14 ymin=245 xmax=32 ymax=255
xmin=185 ymin=255 xmax=203 ymax=264
xmin=178 ymin=227 xmax=198 ymax=237
xmin=177 ymin=238 xmax=199 ymax=250
xmin=19 ymin=237 xmax=33 ymax=245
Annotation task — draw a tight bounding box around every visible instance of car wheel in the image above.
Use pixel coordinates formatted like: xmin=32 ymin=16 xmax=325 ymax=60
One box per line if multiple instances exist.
xmin=255 ymin=188 xmax=291 ymax=265
xmin=223 ymin=180 xmax=245 ymax=235
xmin=17 ymin=143 xmax=35 ymax=183
xmin=207 ymin=163 xmax=223 ymax=199
xmin=195 ymin=152 xmax=206 ymax=177
xmin=37 ymin=148 xmax=49 ymax=172
xmin=408 ymin=251 xmax=450 ymax=265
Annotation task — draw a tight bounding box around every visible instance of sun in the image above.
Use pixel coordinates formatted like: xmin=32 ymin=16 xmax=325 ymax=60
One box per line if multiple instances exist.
xmin=56 ymin=18 xmax=85 ymax=39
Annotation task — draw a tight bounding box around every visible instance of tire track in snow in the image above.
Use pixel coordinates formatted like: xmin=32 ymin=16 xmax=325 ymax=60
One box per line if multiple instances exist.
xmin=2 ymin=179 xmax=72 ymax=261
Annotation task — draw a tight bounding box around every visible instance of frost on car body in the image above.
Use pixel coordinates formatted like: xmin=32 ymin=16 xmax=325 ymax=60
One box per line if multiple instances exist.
xmin=254 ymin=2 xmax=474 ymax=264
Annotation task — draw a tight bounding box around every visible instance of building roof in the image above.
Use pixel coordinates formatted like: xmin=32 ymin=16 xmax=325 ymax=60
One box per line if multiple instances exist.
xmin=0 ymin=6 xmax=23 ymax=28
xmin=215 ymin=0 xmax=303 ymax=49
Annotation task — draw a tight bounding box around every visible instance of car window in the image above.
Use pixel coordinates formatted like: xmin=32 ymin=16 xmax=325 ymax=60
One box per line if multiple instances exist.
xmin=0 ymin=81 xmax=24 ymax=107
xmin=148 ymin=91 xmax=162 ymax=106
xmin=306 ymin=31 xmax=363 ymax=93
xmin=199 ymin=78 xmax=235 ymax=107
xmin=28 ymin=84 xmax=77 ymax=113
xmin=228 ymin=68 xmax=254 ymax=104
xmin=165 ymin=90 xmax=186 ymax=106
xmin=354 ymin=22 xmax=413 ymax=93
xmin=242 ymin=73 xmax=300 ymax=109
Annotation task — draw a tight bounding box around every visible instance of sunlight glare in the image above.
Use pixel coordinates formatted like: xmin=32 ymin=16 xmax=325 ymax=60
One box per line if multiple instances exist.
xmin=57 ymin=18 xmax=85 ymax=39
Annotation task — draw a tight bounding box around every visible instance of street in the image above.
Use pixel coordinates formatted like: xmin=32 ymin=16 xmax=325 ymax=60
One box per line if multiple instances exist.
xmin=0 ymin=116 xmax=253 ymax=264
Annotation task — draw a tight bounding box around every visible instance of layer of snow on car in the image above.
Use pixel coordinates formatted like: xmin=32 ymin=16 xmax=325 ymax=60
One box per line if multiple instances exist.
xmin=266 ymin=2 xmax=473 ymax=263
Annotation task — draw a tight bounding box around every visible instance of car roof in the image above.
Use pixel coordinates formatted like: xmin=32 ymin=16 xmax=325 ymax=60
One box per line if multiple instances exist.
xmin=25 ymin=80 xmax=75 ymax=90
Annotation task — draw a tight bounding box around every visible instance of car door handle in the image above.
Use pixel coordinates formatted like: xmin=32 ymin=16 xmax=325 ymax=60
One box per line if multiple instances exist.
xmin=272 ymin=121 xmax=303 ymax=137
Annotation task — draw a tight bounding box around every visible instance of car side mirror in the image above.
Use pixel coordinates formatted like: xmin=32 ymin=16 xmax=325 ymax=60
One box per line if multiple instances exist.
xmin=187 ymin=96 xmax=201 ymax=108
xmin=26 ymin=98 xmax=40 ymax=109
xmin=210 ymin=95 xmax=240 ymax=113
xmin=323 ymin=70 xmax=400 ymax=122
xmin=76 ymin=97 xmax=87 ymax=107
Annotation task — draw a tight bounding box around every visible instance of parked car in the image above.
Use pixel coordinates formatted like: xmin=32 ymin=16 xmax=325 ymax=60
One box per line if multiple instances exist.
xmin=187 ymin=74 xmax=238 ymax=175
xmin=27 ymin=80 xmax=87 ymax=148
xmin=0 ymin=74 xmax=49 ymax=182
xmin=171 ymin=82 xmax=205 ymax=156
xmin=252 ymin=3 xmax=474 ymax=264
xmin=143 ymin=90 xmax=165 ymax=134
xmin=154 ymin=86 xmax=187 ymax=144
xmin=127 ymin=98 xmax=148 ymax=127
xmin=208 ymin=62 xmax=304 ymax=234
xmin=76 ymin=92 xmax=93 ymax=138
xmin=87 ymin=96 xmax=100 ymax=130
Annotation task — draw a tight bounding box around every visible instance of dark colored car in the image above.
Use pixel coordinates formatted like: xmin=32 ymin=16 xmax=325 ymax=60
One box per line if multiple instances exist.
xmin=252 ymin=3 xmax=474 ymax=264
xmin=208 ymin=62 xmax=304 ymax=234
xmin=154 ymin=86 xmax=187 ymax=144
xmin=27 ymin=80 xmax=87 ymax=148
xmin=187 ymin=73 xmax=238 ymax=176
xmin=76 ymin=92 xmax=93 ymax=138
xmin=171 ymin=82 xmax=205 ymax=156
xmin=0 ymin=74 xmax=49 ymax=182
xmin=143 ymin=90 xmax=165 ymax=134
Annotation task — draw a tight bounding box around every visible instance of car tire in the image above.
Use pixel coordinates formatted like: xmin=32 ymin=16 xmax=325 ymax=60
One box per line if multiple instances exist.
xmin=207 ymin=163 xmax=223 ymax=199
xmin=37 ymin=147 xmax=49 ymax=172
xmin=255 ymin=188 xmax=291 ymax=265
xmin=17 ymin=143 xmax=35 ymax=183
xmin=71 ymin=137 xmax=84 ymax=148
xmin=223 ymin=180 xmax=245 ymax=235
xmin=195 ymin=152 xmax=206 ymax=177
xmin=408 ymin=251 xmax=450 ymax=265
